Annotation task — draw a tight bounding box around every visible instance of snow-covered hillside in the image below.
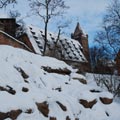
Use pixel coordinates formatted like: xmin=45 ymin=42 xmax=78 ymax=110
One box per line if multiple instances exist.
xmin=0 ymin=45 xmax=120 ymax=120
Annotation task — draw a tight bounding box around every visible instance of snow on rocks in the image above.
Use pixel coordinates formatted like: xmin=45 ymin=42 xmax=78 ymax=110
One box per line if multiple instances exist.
xmin=72 ymin=73 xmax=87 ymax=84
xmin=99 ymin=92 xmax=113 ymax=104
xmin=0 ymin=45 xmax=119 ymax=120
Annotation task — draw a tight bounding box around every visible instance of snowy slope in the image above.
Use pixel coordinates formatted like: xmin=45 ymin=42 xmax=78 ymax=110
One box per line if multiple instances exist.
xmin=0 ymin=45 xmax=120 ymax=120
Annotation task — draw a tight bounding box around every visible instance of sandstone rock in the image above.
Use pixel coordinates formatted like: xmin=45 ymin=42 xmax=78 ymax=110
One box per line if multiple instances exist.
xmin=9 ymin=109 xmax=22 ymax=120
xmin=100 ymin=97 xmax=113 ymax=104
xmin=72 ymin=73 xmax=87 ymax=84
xmin=56 ymin=101 xmax=67 ymax=111
xmin=50 ymin=116 xmax=57 ymax=120
xmin=36 ymin=101 xmax=49 ymax=117
xmin=25 ymin=109 xmax=33 ymax=114
xmin=42 ymin=66 xmax=71 ymax=75
xmin=0 ymin=112 xmax=7 ymax=120
xmin=79 ymin=79 xmax=87 ymax=84
xmin=0 ymin=109 xmax=22 ymax=120
xmin=79 ymin=99 xmax=97 ymax=109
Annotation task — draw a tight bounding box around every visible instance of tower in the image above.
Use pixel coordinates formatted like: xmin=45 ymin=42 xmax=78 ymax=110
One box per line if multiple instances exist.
xmin=71 ymin=22 xmax=91 ymax=71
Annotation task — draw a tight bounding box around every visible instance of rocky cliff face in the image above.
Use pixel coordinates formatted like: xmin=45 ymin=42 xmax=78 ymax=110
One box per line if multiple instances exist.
xmin=0 ymin=45 xmax=119 ymax=120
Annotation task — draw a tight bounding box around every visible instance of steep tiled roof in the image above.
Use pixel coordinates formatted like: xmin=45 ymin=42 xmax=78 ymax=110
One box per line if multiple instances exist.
xmin=25 ymin=25 xmax=87 ymax=62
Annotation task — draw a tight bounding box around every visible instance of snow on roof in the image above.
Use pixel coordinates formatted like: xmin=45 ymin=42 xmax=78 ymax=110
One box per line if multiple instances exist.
xmin=0 ymin=13 xmax=9 ymax=18
xmin=25 ymin=25 xmax=87 ymax=62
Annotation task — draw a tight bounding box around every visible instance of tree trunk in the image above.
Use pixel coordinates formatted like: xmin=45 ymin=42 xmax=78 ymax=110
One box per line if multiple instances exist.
xmin=43 ymin=0 xmax=49 ymax=56
xmin=43 ymin=22 xmax=48 ymax=55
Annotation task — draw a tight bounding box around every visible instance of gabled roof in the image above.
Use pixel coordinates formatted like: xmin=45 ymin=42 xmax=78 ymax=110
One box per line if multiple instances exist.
xmin=24 ymin=25 xmax=87 ymax=62
xmin=0 ymin=30 xmax=32 ymax=52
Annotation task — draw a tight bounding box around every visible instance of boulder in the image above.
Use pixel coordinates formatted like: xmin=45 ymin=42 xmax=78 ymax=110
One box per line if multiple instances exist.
xmin=50 ymin=117 xmax=57 ymax=120
xmin=0 ymin=112 xmax=7 ymax=120
xmin=100 ymin=97 xmax=113 ymax=104
xmin=0 ymin=109 xmax=22 ymax=120
xmin=72 ymin=73 xmax=87 ymax=84
xmin=9 ymin=109 xmax=22 ymax=120
xmin=36 ymin=101 xmax=49 ymax=117
xmin=42 ymin=66 xmax=71 ymax=75
xmin=99 ymin=92 xmax=113 ymax=104
xmin=79 ymin=99 xmax=97 ymax=109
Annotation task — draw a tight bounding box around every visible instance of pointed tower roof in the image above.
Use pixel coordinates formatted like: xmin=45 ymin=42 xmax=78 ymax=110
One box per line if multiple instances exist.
xmin=73 ymin=22 xmax=83 ymax=36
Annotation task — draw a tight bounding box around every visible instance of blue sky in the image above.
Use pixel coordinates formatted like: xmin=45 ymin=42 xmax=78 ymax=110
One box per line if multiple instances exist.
xmin=0 ymin=0 xmax=110 ymax=47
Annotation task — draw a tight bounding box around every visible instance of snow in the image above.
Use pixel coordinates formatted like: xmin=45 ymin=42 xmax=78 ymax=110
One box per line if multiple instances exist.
xmin=0 ymin=45 xmax=120 ymax=120
xmin=99 ymin=92 xmax=113 ymax=99
xmin=25 ymin=27 xmax=42 ymax=54
xmin=24 ymin=25 xmax=86 ymax=62
xmin=72 ymin=73 xmax=86 ymax=80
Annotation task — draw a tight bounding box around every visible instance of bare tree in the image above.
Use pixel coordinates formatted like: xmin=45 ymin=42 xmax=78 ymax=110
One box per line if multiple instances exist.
xmin=8 ymin=10 xmax=24 ymax=26
xmin=51 ymin=19 xmax=71 ymax=57
xmin=93 ymin=0 xmax=120 ymax=98
xmin=93 ymin=73 xmax=120 ymax=98
xmin=8 ymin=10 xmax=21 ymax=18
xmin=29 ymin=0 xmax=69 ymax=55
xmin=95 ymin=0 xmax=120 ymax=57
xmin=0 ymin=0 xmax=17 ymax=8
xmin=90 ymin=45 xmax=113 ymax=74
